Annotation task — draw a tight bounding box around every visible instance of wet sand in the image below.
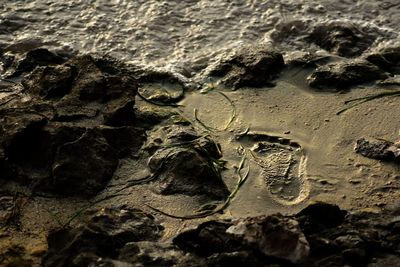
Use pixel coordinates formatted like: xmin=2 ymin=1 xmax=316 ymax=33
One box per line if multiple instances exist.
xmin=0 ymin=1 xmax=400 ymax=266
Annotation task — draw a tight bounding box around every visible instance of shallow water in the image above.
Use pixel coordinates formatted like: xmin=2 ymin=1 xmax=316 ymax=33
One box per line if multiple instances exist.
xmin=1 ymin=0 xmax=399 ymax=77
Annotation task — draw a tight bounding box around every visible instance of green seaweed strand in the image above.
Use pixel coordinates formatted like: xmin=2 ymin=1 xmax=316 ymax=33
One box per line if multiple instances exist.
xmin=337 ymin=90 xmax=400 ymax=115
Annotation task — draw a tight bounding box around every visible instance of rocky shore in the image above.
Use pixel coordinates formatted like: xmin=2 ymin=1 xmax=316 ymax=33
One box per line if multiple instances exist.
xmin=0 ymin=20 xmax=400 ymax=266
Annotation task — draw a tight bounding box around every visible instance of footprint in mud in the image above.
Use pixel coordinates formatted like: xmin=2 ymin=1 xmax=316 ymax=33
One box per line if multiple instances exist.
xmin=237 ymin=132 xmax=309 ymax=205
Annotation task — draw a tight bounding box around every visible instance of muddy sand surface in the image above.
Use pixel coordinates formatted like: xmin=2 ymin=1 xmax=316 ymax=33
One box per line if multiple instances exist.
xmin=0 ymin=47 xmax=399 ymax=266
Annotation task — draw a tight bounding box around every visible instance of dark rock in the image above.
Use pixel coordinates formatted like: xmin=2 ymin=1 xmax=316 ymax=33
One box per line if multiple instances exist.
xmin=133 ymin=105 xmax=177 ymax=129
xmin=366 ymin=46 xmax=400 ymax=74
xmin=145 ymin=124 xmax=221 ymax=158
xmin=296 ymin=202 xmax=346 ymax=233
xmin=355 ymin=138 xmax=400 ymax=162
xmin=174 ymin=215 xmax=309 ymax=265
xmin=0 ymin=53 xmax=146 ymax=196
xmin=42 ymin=206 xmax=162 ymax=267
xmin=144 ymin=124 xmax=199 ymax=153
xmin=308 ymin=23 xmax=376 ymax=57
xmin=144 ymin=124 xmax=228 ymax=199
xmin=97 ymin=126 xmax=145 ymax=158
xmin=0 ymin=110 xmax=47 ymax=148
xmin=1 ymin=113 xmax=51 ymax=183
xmin=148 ymin=147 xmax=229 ymax=200
xmin=226 ymin=215 xmax=309 ymax=264
xmin=87 ymin=203 xmax=400 ymax=267
xmin=1 ymin=115 xmax=144 ymax=196
xmin=118 ymin=241 xmax=184 ymax=266
xmin=307 ymin=60 xmax=388 ymax=89
xmin=11 ymin=48 xmax=66 ymax=77
xmin=342 ymin=248 xmax=368 ymax=267
xmin=51 ymin=129 xmax=118 ymax=196
xmin=173 ymin=221 xmax=240 ymax=257
xmin=103 ymin=98 xmax=135 ymax=127
xmin=210 ymin=45 xmax=284 ymax=89
xmin=22 ymin=54 xmax=138 ymax=125
xmin=69 ymin=55 xmax=137 ymax=105
xmin=22 ymin=64 xmax=74 ymax=99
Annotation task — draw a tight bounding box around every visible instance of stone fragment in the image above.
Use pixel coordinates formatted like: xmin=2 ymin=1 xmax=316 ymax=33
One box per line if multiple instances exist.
xmin=296 ymin=202 xmax=346 ymax=232
xmin=366 ymin=46 xmax=400 ymax=74
xmin=355 ymin=138 xmax=400 ymax=162
xmin=145 ymin=124 xmax=228 ymax=200
xmin=21 ymin=54 xmax=138 ymax=125
xmin=226 ymin=215 xmax=310 ymax=264
xmin=12 ymin=48 xmax=66 ymax=77
xmin=51 ymin=129 xmax=118 ymax=196
xmin=307 ymin=59 xmax=388 ymax=89
xmin=118 ymin=241 xmax=184 ymax=266
xmin=210 ymin=45 xmax=284 ymax=89
xmin=173 ymin=221 xmax=239 ymax=257
xmin=42 ymin=206 xmax=162 ymax=267
xmin=22 ymin=64 xmax=74 ymax=98
xmin=148 ymin=147 xmax=229 ymax=200
xmin=308 ymin=23 xmax=376 ymax=57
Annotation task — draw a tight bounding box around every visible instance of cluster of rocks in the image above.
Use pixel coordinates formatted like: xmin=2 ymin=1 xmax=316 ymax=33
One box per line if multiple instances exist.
xmin=0 ymin=47 xmax=234 ymax=266
xmin=0 ymin=47 xmax=231 ymax=201
xmin=303 ymin=22 xmax=400 ymax=89
xmin=0 ymin=27 xmax=399 ymax=265
xmin=37 ymin=202 xmax=400 ymax=267
xmin=0 ymin=51 xmax=144 ymax=196
xmin=202 ymin=22 xmax=400 ymax=91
